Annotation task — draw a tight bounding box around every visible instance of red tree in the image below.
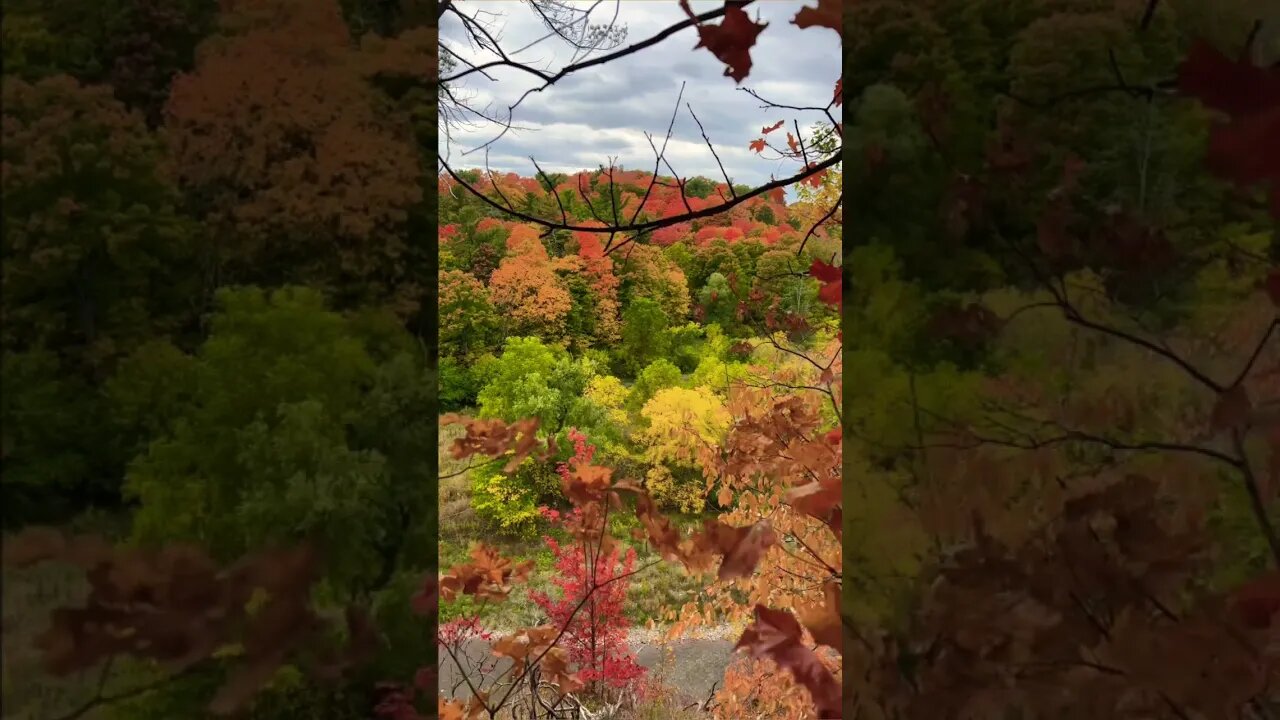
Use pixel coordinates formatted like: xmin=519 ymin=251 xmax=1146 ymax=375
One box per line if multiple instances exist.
xmin=531 ymin=430 xmax=646 ymax=695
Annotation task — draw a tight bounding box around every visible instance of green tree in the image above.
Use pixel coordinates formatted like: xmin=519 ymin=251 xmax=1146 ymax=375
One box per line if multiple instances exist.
xmin=476 ymin=336 xmax=603 ymax=438
xmin=618 ymin=297 xmax=671 ymax=377
xmin=626 ymin=359 xmax=683 ymax=413
xmin=1 ymin=0 xmax=216 ymax=124
xmin=698 ymin=272 xmax=740 ymax=334
xmin=2 ymin=76 xmax=199 ymax=377
xmin=438 ymin=269 xmax=499 ymax=358
xmin=683 ymin=176 xmax=716 ymax=199
xmin=122 ymin=287 xmax=434 ymax=598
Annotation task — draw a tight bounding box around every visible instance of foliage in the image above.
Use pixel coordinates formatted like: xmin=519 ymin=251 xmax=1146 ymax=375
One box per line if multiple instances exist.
xmin=1 ymin=75 xmax=197 ymax=375
xmin=533 ymin=443 xmax=647 ymax=696
xmin=618 ymin=297 xmax=671 ymax=376
xmin=438 ymin=270 xmax=499 ymax=359
xmin=639 ymin=386 xmax=731 ymax=472
xmin=469 ymin=468 xmax=543 ymax=539
xmin=626 ymin=359 xmax=683 ymax=412
xmin=1 ymin=0 xmax=216 ymax=124
xmin=123 ymin=287 xmax=433 ymax=597
xmin=487 ymin=225 xmax=573 ymax=339
xmin=474 ymin=336 xmax=603 ymax=439
xmin=164 ymin=0 xmax=424 ymax=314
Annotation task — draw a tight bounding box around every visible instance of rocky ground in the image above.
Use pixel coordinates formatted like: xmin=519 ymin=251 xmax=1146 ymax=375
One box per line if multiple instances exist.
xmin=439 ymin=625 xmax=738 ymax=706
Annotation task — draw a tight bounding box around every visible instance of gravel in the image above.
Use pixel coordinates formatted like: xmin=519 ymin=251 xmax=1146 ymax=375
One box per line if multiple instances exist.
xmin=440 ymin=625 xmax=738 ymax=702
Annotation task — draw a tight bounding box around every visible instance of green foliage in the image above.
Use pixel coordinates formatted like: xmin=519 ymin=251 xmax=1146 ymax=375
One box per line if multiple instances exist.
xmin=439 ymin=355 xmax=481 ymax=411
xmin=104 ymin=340 xmax=198 ymax=454
xmin=627 ymin=359 xmax=683 ymax=412
xmin=618 ymin=297 xmax=671 ymax=376
xmin=1 ymin=0 xmax=216 ymax=123
xmin=123 ymin=287 xmax=433 ymax=597
xmin=475 ymin=336 xmax=615 ymax=445
xmin=698 ymin=272 xmax=739 ymax=332
xmin=438 ymin=269 xmax=499 ymax=358
xmin=666 ymin=323 xmax=704 ymax=373
xmin=682 ymin=176 xmax=716 ymax=199
xmin=0 ymin=349 xmax=118 ymax=524
xmin=558 ymin=265 xmax=601 ymax=348
xmin=2 ymin=75 xmax=199 ymax=375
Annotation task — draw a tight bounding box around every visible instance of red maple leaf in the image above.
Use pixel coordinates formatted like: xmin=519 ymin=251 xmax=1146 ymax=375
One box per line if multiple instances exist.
xmin=786 ymin=132 xmax=801 ymax=155
xmin=1234 ymin=571 xmax=1280 ymax=628
xmin=809 ymin=259 xmax=841 ymax=309
xmin=1177 ymin=40 xmax=1280 ymax=117
xmin=791 ymin=0 xmax=841 ymax=37
xmin=749 ymin=138 xmax=767 ymax=153
xmin=802 ymin=165 xmax=827 ymax=188
xmin=833 ymin=77 xmax=842 ymax=106
xmin=761 ymin=120 xmax=784 ymax=134
xmin=1177 ymin=39 xmax=1280 ymax=219
xmin=682 ymin=3 xmax=767 ymax=83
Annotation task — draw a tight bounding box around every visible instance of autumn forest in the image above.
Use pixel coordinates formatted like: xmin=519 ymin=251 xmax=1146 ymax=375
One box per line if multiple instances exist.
xmin=2 ymin=0 xmax=1279 ymax=719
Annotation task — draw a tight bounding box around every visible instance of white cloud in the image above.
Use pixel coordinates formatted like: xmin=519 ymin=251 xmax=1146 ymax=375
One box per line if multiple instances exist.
xmin=439 ymin=0 xmax=841 ymax=196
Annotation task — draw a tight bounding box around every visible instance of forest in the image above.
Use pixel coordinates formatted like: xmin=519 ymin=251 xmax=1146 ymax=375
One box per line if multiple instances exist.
xmin=3 ymin=0 xmax=1280 ymax=719
xmin=2 ymin=0 xmax=439 ymax=718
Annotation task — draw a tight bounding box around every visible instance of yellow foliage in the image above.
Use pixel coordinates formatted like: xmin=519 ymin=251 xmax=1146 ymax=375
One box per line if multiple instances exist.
xmin=585 ymin=374 xmax=629 ymax=426
xmin=638 ymin=386 xmax=730 ymax=471
xmin=645 ymin=464 xmax=705 ymax=513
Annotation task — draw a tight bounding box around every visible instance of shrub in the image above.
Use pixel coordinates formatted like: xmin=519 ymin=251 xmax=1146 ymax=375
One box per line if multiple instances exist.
xmin=645 ymin=464 xmax=705 ymax=513
xmin=469 ymin=469 xmax=541 ymax=538
xmin=626 ymin=358 xmax=682 ymax=412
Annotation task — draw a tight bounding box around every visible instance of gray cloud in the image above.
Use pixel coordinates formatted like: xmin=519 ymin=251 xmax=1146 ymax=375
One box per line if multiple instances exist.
xmin=439 ymin=0 xmax=840 ymax=193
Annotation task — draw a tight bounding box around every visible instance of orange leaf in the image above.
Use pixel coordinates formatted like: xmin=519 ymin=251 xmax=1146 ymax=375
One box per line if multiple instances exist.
xmin=717 ymin=485 xmax=734 ymax=507
xmin=761 ymin=120 xmax=784 ymax=134
xmin=692 ymin=519 xmax=777 ymax=581
xmin=833 ymin=77 xmax=842 ymax=106
xmin=797 ymin=581 xmax=843 ymax=655
xmin=735 ymin=605 xmax=842 ymax=717
xmin=749 ymin=138 xmax=767 ymax=153
xmin=439 ymin=698 xmax=467 ymax=720
xmin=786 ymin=132 xmax=800 ymax=155
xmin=802 ymin=166 xmax=827 ymax=188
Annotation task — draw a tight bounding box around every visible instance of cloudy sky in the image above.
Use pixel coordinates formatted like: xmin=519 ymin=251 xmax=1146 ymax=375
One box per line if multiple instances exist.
xmin=438 ymin=1 xmax=841 ymax=197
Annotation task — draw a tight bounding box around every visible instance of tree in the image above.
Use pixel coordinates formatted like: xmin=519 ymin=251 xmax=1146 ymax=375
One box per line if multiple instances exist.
xmin=0 ymin=0 xmax=216 ymax=125
xmin=698 ymin=272 xmax=740 ymax=333
xmin=10 ymin=2 xmax=846 ymax=718
xmin=164 ymin=0 xmax=424 ymax=314
xmin=2 ymin=75 xmax=198 ymax=377
xmin=626 ymin=359 xmax=683 ymax=413
xmin=438 ymin=269 xmax=499 ymax=359
xmin=617 ymin=298 xmax=671 ymax=377
xmin=487 ymin=226 xmax=574 ymax=340
xmin=475 ymin=336 xmax=604 ymax=440
xmin=616 ymin=243 xmax=692 ymax=322
xmin=122 ymin=286 xmax=434 ymax=597
xmin=1 ymin=76 xmax=199 ymax=525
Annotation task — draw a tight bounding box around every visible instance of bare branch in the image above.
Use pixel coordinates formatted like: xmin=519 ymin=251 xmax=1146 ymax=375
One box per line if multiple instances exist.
xmin=438 ymin=152 xmax=840 ymax=248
